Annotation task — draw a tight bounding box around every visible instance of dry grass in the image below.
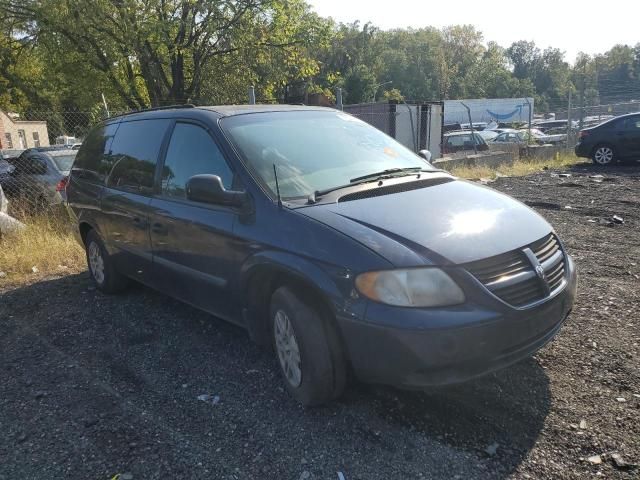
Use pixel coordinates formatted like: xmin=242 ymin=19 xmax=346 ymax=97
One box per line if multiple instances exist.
xmin=0 ymin=212 xmax=85 ymax=285
xmin=447 ymin=153 xmax=582 ymax=180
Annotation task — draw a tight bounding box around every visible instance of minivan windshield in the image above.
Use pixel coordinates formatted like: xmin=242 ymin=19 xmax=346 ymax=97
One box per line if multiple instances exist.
xmin=221 ymin=111 xmax=433 ymax=199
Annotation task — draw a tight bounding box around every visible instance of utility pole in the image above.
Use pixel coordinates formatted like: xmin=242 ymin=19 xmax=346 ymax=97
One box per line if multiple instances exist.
xmin=566 ymin=91 xmax=572 ymax=149
xmin=101 ymin=93 xmax=110 ymax=117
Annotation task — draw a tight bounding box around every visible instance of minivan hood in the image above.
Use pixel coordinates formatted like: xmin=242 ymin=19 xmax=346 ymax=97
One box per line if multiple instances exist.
xmin=298 ymin=179 xmax=552 ymax=265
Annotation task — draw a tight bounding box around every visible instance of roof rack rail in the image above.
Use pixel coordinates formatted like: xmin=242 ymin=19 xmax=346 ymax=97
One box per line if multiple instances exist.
xmin=112 ymin=104 xmax=196 ymax=119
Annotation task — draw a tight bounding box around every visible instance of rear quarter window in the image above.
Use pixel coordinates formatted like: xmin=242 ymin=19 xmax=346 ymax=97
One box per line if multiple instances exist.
xmin=73 ymin=122 xmax=119 ymax=183
xmin=105 ymin=119 xmax=171 ymax=193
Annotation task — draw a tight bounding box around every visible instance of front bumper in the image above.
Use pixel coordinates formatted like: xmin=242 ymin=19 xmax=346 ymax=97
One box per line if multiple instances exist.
xmin=338 ymin=255 xmax=577 ymax=388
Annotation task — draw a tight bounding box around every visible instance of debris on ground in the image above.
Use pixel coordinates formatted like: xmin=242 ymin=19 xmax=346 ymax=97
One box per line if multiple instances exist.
xmin=612 ymin=215 xmax=624 ymax=224
xmin=484 ymin=442 xmax=499 ymax=456
xmin=599 ymin=218 xmax=614 ymax=227
xmin=558 ymin=173 xmax=572 ymax=178
xmin=587 ymin=455 xmax=602 ymax=465
xmin=197 ymin=393 xmax=220 ymax=405
xmin=0 ymin=211 xmax=25 ymax=235
xmin=610 ymin=453 xmax=637 ymax=470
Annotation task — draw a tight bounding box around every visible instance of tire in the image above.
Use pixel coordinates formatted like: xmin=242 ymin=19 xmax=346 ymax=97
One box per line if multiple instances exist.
xmin=84 ymin=230 xmax=129 ymax=293
xmin=591 ymin=144 xmax=616 ymax=166
xmin=270 ymin=286 xmax=346 ymax=406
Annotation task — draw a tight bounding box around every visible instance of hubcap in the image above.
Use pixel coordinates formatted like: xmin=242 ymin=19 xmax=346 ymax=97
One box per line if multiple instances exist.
xmin=88 ymin=241 xmax=105 ymax=285
xmin=274 ymin=310 xmax=302 ymax=388
xmin=594 ymin=147 xmax=613 ymax=164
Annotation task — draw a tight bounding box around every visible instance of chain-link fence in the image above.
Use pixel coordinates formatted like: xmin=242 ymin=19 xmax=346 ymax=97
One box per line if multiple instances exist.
xmin=3 ymin=99 xmax=632 ymax=220
xmin=0 ymin=110 xmax=115 ymax=218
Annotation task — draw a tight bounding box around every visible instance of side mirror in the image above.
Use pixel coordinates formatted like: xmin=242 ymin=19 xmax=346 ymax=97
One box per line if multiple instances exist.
xmin=418 ymin=149 xmax=432 ymax=162
xmin=186 ymin=174 xmax=247 ymax=207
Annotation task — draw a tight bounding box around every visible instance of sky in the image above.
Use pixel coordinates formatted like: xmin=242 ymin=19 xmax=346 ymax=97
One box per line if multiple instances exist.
xmin=308 ymin=0 xmax=638 ymax=64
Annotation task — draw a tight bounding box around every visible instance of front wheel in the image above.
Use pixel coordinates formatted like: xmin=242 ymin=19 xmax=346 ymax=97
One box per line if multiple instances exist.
xmin=270 ymin=286 xmax=346 ymax=406
xmin=592 ymin=145 xmax=615 ymax=165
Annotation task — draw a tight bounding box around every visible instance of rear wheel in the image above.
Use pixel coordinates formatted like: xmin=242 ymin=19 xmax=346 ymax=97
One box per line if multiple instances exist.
xmin=592 ymin=144 xmax=615 ymax=165
xmin=85 ymin=230 xmax=129 ymax=293
xmin=270 ymin=286 xmax=346 ymax=406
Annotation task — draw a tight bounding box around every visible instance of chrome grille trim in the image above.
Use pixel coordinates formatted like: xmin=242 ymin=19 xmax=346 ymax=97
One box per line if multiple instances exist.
xmin=465 ymin=233 xmax=567 ymax=308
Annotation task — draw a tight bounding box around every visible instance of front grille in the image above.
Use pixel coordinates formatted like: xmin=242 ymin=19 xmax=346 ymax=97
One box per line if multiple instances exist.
xmin=465 ymin=233 xmax=566 ymax=308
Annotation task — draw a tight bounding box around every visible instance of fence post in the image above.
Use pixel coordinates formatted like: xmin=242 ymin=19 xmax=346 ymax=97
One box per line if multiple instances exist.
xmin=248 ymin=86 xmax=256 ymax=105
xmin=336 ymin=88 xmax=343 ymax=111
xmin=460 ymin=102 xmax=477 ymax=154
xmin=566 ymin=91 xmax=572 ymax=149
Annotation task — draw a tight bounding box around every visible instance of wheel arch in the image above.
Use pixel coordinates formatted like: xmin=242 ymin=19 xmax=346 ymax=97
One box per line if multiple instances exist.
xmin=78 ymin=221 xmax=94 ymax=245
xmin=239 ymin=251 xmax=347 ymax=350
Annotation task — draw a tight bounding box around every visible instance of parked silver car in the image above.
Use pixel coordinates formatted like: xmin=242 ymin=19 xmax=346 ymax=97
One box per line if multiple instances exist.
xmin=4 ymin=148 xmax=76 ymax=208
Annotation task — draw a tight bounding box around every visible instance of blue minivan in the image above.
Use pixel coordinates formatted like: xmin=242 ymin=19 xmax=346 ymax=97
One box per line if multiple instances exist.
xmin=66 ymin=105 xmax=577 ymax=405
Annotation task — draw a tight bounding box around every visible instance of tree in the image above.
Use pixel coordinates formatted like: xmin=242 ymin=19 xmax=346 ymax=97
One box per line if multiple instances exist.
xmin=343 ymin=64 xmax=377 ymax=103
xmin=1 ymin=0 xmax=322 ymax=108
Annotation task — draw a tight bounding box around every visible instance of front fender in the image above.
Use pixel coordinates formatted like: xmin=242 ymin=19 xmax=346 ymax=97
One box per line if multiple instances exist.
xmin=240 ymin=250 xmax=351 ymax=310
xmin=238 ymin=250 xmax=368 ymax=345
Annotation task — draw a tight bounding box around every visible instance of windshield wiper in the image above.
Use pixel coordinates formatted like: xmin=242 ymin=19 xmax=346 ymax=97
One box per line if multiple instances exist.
xmin=308 ymin=168 xmax=440 ymax=204
xmin=349 ymin=167 xmax=423 ymax=183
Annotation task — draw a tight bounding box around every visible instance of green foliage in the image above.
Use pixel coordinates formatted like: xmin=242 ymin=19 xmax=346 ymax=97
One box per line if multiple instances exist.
xmin=382 ymin=88 xmax=404 ymax=102
xmin=343 ymin=64 xmax=377 ymax=103
xmin=0 ymin=3 xmax=638 ymax=113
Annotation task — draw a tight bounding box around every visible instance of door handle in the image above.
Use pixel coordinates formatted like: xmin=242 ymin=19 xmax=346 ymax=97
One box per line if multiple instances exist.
xmin=151 ymin=222 xmax=168 ymax=235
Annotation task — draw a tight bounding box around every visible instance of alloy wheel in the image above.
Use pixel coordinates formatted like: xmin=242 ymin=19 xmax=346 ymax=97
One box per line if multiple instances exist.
xmin=274 ymin=309 xmax=302 ymax=388
xmin=594 ymin=147 xmax=614 ymax=165
xmin=88 ymin=241 xmax=105 ymax=285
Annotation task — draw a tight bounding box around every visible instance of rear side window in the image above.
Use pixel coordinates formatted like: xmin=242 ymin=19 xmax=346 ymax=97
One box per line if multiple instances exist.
xmin=161 ymin=123 xmax=233 ymax=199
xmin=15 ymin=154 xmax=48 ymax=175
xmin=73 ymin=122 xmax=119 ymax=183
xmin=106 ymin=119 xmax=170 ymax=193
xmin=447 ymin=135 xmax=466 ymax=147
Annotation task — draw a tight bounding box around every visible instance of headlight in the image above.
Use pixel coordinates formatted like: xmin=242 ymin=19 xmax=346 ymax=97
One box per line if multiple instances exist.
xmin=355 ymin=268 xmax=465 ymax=307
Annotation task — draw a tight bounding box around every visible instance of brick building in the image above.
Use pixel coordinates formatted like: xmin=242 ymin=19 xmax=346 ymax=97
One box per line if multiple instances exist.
xmin=0 ymin=110 xmax=50 ymax=150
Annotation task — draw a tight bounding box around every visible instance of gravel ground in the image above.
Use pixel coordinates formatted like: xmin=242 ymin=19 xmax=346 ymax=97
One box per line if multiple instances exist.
xmin=1 ymin=162 xmax=639 ymax=480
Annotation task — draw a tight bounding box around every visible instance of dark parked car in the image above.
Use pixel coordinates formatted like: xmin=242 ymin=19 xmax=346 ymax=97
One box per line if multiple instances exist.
xmin=442 ymin=131 xmax=490 ymax=154
xmin=575 ymin=113 xmax=640 ymax=165
xmin=66 ymin=105 xmax=577 ymax=406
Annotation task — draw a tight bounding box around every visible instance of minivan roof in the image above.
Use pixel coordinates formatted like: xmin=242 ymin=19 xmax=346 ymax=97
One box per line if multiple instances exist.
xmin=201 ymin=104 xmax=334 ymax=117
xmin=107 ymin=104 xmax=335 ymax=123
